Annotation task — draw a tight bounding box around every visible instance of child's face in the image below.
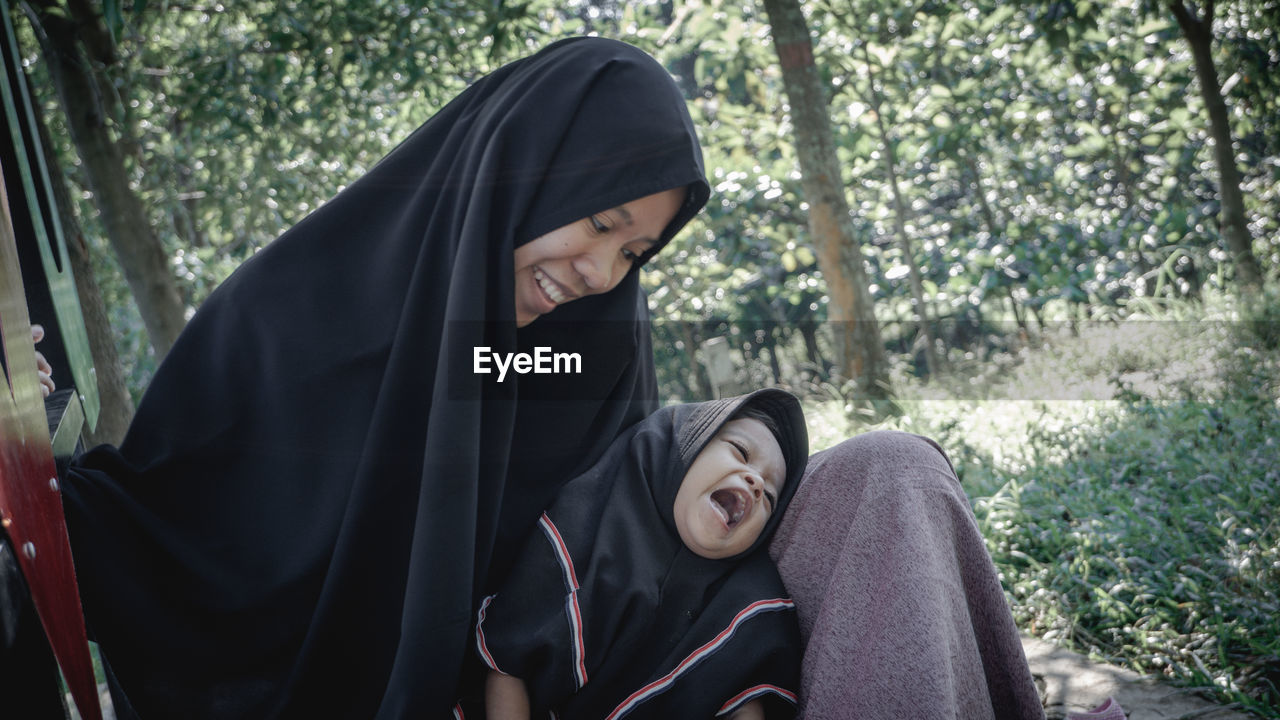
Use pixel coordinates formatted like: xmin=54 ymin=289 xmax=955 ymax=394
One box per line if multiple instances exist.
xmin=672 ymin=417 xmax=786 ymax=559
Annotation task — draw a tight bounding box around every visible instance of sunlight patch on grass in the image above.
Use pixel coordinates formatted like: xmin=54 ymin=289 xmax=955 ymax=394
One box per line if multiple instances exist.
xmin=797 ymin=292 xmax=1280 ymax=716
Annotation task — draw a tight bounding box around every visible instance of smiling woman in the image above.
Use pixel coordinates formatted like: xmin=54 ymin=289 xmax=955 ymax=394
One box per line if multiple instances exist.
xmin=513 ymin=187 xmax=685 ymax=327
xmin=55 ymin=37 xmax=709 ymax=719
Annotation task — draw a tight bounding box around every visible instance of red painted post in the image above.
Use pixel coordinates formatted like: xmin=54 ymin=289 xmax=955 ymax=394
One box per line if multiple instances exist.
xmin=0 ymin=163 xmax=102 ymax=720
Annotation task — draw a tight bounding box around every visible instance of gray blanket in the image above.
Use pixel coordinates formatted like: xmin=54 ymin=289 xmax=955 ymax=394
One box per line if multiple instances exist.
xmin=770 ymin=431 xmax=1046 ymax=719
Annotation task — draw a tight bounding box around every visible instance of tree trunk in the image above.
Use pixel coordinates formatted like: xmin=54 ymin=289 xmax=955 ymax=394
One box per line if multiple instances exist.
xmin=31 ymin=87 xmax=134 ymax=444
xmin=680 ymin=319 xmax=712 ymax=400
xmin=26 ymin=1 xmax=186 ymax=359
xmin=171 ymin=118 xmax=207 ymax=250
xmin=799 ymin=321 xmax=827 ymax=374
xmin=1029 ymin=304 xmax=1045 ymax=340
xmin=962 ymin=153 xmax=1004 ymax=238
xmin=862 ymin=47 xmax=939 ymax=379
xmin=760 ymin=324 xmax=783 ymax=385
xmin=1006 ymin=286 xmax=1029 ymax=340
xmin=658 ymin=1 xmax=699 ymax=98
xmin=1169 ymin=0 xmax=1263 ymax=294
xmin=762 ymin=0 xmax=891 ymax=402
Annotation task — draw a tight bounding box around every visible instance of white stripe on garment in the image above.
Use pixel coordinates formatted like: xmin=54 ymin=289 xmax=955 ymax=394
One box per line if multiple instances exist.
xmin=604 ymin=598 xmax=796 ymax=720
xmin=716 ymin=683 xmax=798 ymax=716
xmin=539 ymin=513 xmax=589 ymax=689
xmin=474 ymin=594 xmax=503 ymax=674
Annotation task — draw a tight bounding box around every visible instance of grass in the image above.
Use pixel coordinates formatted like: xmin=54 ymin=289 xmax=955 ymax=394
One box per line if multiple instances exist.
xmin=802 ymin=291 xmax=1280 ymax=716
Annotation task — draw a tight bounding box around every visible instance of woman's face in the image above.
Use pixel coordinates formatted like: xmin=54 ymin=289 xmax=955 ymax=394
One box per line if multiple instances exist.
xmin=513 ymin=187 xmax=684 ymax=327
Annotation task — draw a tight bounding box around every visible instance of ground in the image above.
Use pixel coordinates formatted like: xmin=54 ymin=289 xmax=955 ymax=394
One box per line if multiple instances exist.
xmin=1026 ymin=635 xmax=1256 ymax=719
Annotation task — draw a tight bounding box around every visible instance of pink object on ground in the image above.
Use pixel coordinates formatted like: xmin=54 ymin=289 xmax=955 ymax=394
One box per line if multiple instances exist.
xmin=1066 ymin=697 xmax=1127 ymax=719
xmin=769 ymin=431 xmax=1047 ymax=719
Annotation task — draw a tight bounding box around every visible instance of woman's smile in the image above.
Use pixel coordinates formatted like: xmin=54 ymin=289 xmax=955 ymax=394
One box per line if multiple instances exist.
xmin=512 ymin=187 xmax=684 ymax=327
xmin=533 ymin=266 xmax=573 ymax=305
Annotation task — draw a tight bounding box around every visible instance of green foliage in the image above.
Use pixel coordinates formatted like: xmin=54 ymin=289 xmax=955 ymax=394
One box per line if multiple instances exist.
xmin=101 ymin=0 xmax=125 ymax=44
xmin=975 ymin=388 xmax=1280 ymax=715
xmin=803 ymin=291 xmax=1280 ymax=715
xmin=18 ymin=1 xmax=1280 ymax=706
xmin=1241 ymin=283 xmax=1280 ymax=350
xmin=19 ymin=0 xmax=1280 ymax=399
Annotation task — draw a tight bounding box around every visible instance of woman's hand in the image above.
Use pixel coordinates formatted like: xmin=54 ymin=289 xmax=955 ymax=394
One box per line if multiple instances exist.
xmin=33 ymin=324 xmax=55 ymax=397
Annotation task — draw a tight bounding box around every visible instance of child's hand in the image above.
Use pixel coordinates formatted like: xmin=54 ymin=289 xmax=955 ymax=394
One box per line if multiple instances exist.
xmin=33 ymin=324 xmax=55 ymax=398
xmin=485 ymin=671 xmax=531 ymax=720
xmin=727 ymin=698 xmax=766 ymax=720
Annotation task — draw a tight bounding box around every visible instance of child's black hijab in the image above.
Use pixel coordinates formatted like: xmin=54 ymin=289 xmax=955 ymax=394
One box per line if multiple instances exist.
xmin=475 ymin=388 xmax=807 ymax=718
xmin=60 ymin=38 xmax=708 ymax=718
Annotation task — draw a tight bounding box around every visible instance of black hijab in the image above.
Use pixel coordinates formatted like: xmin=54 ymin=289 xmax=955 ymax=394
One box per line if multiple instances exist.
xmin=60 ymin=37 xmax=709 ymax=719
xmin=470 ymin=389 xmax=807 ymax=719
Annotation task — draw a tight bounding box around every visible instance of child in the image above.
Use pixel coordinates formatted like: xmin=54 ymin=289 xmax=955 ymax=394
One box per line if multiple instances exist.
xmin=467 ymin=388 xmax=808 ymax=720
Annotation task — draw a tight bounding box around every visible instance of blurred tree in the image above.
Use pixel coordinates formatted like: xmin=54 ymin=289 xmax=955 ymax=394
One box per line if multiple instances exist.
xmin=14 ymin=0 xmax=1278 ymax=406
xmin=25 ymin=0 xmax=186 ymax=358
xmin=1026 ymin=0 xmax=1268 ymax=294
xmin=761 ymin=0 xmax=892 ymax=401
xmin=1166 ymin=0 xmax=1264 ymax=293
xmin=31 ymin=95 xmax=134 ymax=443
xmin=853 ymin=38 xmax=940 ymax=377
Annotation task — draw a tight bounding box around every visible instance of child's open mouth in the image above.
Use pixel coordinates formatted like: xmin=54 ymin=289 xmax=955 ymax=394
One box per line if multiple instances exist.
xmin=711 ymin=488 xmax=749 ymax=528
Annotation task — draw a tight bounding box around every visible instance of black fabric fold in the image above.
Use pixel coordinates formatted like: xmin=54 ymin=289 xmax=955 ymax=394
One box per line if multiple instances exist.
xmin=60 ymin=37 xmax=708 ymax=719
xmin=471 ymin=388 xmax=807 ymax=719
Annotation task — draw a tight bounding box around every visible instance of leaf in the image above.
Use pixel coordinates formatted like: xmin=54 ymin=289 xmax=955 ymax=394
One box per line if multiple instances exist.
xmin=1134 ymin=18 xmax=1172 ymax=37
xmin=723 ymin=16 xmax=744 ymax=47
xmin=981 ymin=6 xmax=1017 ymax=34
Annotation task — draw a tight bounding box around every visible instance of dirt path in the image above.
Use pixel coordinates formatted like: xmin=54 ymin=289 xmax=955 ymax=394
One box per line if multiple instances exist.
xmin=1023 ymin=636 xmax=1254 ymax=719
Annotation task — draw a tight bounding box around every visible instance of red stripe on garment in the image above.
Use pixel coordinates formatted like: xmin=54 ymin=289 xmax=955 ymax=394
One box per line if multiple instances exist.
xmin=474 ymin=594 xmax=504 ymax=674
xmin=538 ymin=513 xmax=581 ymax=591
xmin=716 ymin=684 xmax=799 ymax=716
xmin=539 ymin=513 xmax=589 ymax=689
xmin=604 ymin=598 xmax=796 ymax=720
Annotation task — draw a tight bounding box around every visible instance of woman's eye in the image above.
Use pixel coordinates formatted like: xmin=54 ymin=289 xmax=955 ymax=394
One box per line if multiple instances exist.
xmin=764 ymin=490 xmax=776 ymax=510
xmin=589 ymin=215 xmax=609 ymax=233
xmin=729 ymin=440 xmax=748 ymax=461
xmin=621 ymin=248 xmax=640 ymax=262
